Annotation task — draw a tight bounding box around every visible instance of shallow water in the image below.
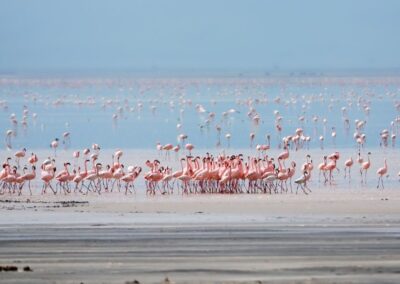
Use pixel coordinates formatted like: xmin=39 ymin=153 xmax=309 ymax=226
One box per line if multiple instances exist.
xmin=0 ymin=76 xmax=399 ymax=150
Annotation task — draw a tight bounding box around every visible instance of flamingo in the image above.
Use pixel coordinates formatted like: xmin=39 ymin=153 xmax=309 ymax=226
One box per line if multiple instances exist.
xmin=92 ymin=143 xmax=101 ymax=154
xmin=41 ymin=166 xmax=56 ymax=194
xmin=360 ymin=152 xmax=371 ymax=184
xmin=63 ymin=132 xmax=71 ymax=148
xmin=14 ymin=148 xmax=26 ymax=168
xmin=18 ymin=165 xmax=36 ymax=195
xmin=82 ymin=163 xmax=102 ymax=194
xmin=225 ymin=133 xmax=231 ymax=148
xmin=28 ymin=153 xmax=38 ymax=165
xmin=73 ymin=151 xmax=80 ymax=168
xmin=73 ymin=159 xmax=89 ymax=192
xmin=331 ymin=127 xmax=337 ymax=145
xmin=50 ymin=138 xmax=59 ymax=157
xmin=163 ymin=144 xmax=173 ymax=159
xmin=295 ymin=171 xmax=311 ymax=194
xmin=318 ymin=156 xmax=327 ymax=182
xmin=121 ymin=166 xmax=142 ymax=194
xmin=55 ymin=162 xmax=72 ymax=194
xmin=185 ymin=143 xmax=194 ymax=155
xmin=376 ymin=159 xmax=388 ymax=189
xmin=319 ymin=136 xmax=324 ymax=149
xmin=324 ymin=158 xmax=338 ymax=185
xmin=99 ymin=164 xmax=113 ymax=190
xmin=278 ymin=146 xmax=289 ymax=167
xmin=172 ymin=145 xmax=180 ymax=159
xmin=2 ymin=167 xmax=18 ymax=193
xmin=111 ymin=164 xmax=125 ymax=192
xmin=249 ymin=132 xmax=255 ymax=148
xmin=344 ymin=157 xmax=354 ymax=179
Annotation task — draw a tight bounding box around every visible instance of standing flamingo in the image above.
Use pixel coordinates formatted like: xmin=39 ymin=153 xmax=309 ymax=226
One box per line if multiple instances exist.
xmin=225 ymin=133 xmax=231 ymax=148
xmin=331 ymin=127 xmax=337 ymax=146
xmin=319 ymin=136 xmax=324 ymax=149
xmin=163 ymin=144 xmax=173 ymax=159
xmin=14 ymin=148 xmax=26 ymax=168
xmin=28 ymin=153 xmax=38 ymax=165
xmin=19 ymin=165 xmax=36 ymax=195
xmin=172 ymin=145 xmax=180 ymax=160
xmin=325 ymin=157 xmax=338 ymax=185
xmin=249 ymin=132 xmax=255 ymax=148
xmin=50 ymin=138 xmax=59 ymax=157
xmin=344 ymin=157 xmax=354 ymax=180
xmin=376 ymin=159 xmax=388 ymax=189
xmin=295 ymin=171 xmax=311 ymax=194
xmin=185 ymin=143 xmax=194 ymax=155
xmin=360 ymin=152 xmax=371 ymax=184
xmin=278 ymin=146 xmax=289 ymax=167
xmin=41 ymin=165 xmax=56 ymax=194
xmin=63 ymin=132 xmax=71 ymax=149
xmin=318 ymin=156 xmax=327 ymax=182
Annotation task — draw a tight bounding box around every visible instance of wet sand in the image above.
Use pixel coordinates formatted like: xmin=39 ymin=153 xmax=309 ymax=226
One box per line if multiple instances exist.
xmin=1 ymin=222 xmax=400 ymax=284
xmin=1 ymin=189 xmax=400 ymax=284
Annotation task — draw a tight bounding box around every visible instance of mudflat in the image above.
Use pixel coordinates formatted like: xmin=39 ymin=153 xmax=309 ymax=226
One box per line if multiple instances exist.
xmin=1 ymin=190 xmax=400 ymax=283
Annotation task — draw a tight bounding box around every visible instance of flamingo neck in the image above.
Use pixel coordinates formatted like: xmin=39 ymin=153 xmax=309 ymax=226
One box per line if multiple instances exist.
xmin=278 ymin=159 xmax=283 ymax=171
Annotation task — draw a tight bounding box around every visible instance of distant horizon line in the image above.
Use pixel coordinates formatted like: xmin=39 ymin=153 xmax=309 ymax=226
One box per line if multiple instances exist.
xmin=1 ymin=67 xmax=400 ymax=78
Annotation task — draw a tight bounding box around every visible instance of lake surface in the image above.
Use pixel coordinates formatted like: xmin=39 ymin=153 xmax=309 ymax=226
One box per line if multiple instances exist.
xmin=0 ymin=76 xmax=399 ymax=150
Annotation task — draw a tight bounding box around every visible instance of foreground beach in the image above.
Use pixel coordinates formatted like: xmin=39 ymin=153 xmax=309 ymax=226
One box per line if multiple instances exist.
xmin=1 ymin=188 xmax=400 ymax=283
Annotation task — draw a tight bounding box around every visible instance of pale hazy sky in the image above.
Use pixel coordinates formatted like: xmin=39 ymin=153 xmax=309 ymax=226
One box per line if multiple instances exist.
xmin=0 ymin=0 xmax=399 ymax=73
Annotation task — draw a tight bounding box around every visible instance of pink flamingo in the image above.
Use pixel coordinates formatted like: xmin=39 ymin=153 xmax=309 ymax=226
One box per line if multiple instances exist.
xmin=3 ymin=167 xmax=18 ymax=193
xmin=41 ymin=165 xmax=56 ymax=194
xmin=50 ymin=138 xmax=59 ymax=157
xmin=14 ymin=148 xmax=26 ymax=168
xmin=278 ymin=146 xmax=289 ymax=167
xmin=82 ymin=163 xmax=102 ymax=194
xmin=73 ymin=159 xmax=89 ymax=192
xmin=344 ymin=157 xmax=354 ymax=179
xmin=18 ymin=165 xmax=36 ymax=195
xmin=376 ymin=159 xmax=388 ymax=189
xmin=185 ymin=143 xmax=194 ymax=155
xmin=163 ymin=144 xmax=173 ymax=159
xmin=121 ymin=166 xmax=142 ymax=194
xmin=318 ymin=156 xmax=327 ymax=182
xmin=28 ymin=153 xmax=38 ymax=165
xmin=360 ymin=152 xmax=371 ymax=184
xmin=277 ymin=165 xmax=290 ymax=193
xmin=55 ymin=162 xmax=71 ymax=194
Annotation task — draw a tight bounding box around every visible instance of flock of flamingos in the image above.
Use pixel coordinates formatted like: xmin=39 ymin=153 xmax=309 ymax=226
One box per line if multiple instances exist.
xmin=0 ymin=76 xmax=399 ymax=197
xmin=0 ymin=139 xmax=396 ymax=197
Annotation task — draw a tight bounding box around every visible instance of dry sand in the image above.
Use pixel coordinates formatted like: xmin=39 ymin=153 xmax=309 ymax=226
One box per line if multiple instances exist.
xmin=1 ymin=148 xmax=400 ymax=283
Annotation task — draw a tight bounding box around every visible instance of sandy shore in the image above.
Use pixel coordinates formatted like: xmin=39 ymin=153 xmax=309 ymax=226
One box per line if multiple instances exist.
xmin=1 ymin=189 xmax=400 ymax=283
